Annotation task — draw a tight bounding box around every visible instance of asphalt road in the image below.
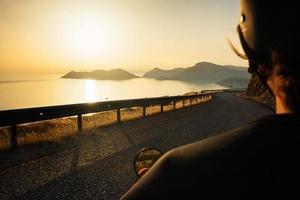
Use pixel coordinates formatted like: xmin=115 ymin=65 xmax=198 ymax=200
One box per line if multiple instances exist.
xmin=0 ymin=92 xmax=273 ymax=200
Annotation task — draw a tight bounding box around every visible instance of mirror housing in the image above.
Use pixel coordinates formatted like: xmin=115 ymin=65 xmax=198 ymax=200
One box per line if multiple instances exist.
xmin=134 ymin=148 xmax=164 ymax=177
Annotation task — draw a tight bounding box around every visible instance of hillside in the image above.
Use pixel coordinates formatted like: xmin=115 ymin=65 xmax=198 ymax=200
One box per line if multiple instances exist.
xmin=245 ymin=75 xmax=274 ymax=108
xmin=216 ymin=77 xmax=249 ymax=88
xmin=143 ymin=67 xmax=185 ymax=79
xmin=223 ymin=65 xmax=248 ymax=72
xmin=62 ymin=69 xmax=138 ymax=80
xmin=143 ymin=62 xmax=250 ymax=83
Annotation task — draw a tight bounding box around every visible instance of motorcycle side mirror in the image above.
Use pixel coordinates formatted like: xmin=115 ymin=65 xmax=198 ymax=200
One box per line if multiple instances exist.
xmin=134 ymin=148 xmax=164 ymax=178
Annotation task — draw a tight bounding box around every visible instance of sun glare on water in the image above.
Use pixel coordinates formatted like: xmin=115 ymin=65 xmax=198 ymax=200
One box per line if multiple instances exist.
xmin=85 ymin=80 xmax=97 ymax=102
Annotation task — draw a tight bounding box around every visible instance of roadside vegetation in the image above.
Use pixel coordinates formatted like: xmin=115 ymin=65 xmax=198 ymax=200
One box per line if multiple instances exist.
xmin=0 ymin=97 xmax=212 ymax=151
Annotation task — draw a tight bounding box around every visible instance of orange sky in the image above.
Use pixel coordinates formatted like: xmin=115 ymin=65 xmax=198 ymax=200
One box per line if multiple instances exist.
xmin=0 ymin=0 xmax=247 ymax=73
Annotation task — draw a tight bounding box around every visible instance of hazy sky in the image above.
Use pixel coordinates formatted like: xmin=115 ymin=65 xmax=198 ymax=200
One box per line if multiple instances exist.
xmin=0 ymin=0 xmax=246 ymax=73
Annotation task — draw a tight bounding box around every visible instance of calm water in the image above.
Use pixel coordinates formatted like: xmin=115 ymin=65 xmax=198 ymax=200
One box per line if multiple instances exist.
xmin=0 ymin=73 xmax=226 ymax=110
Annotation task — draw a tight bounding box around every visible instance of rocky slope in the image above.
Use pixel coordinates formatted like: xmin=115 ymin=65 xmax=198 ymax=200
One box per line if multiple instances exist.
xmin=245 ymin=75 xmax=274 ymax=109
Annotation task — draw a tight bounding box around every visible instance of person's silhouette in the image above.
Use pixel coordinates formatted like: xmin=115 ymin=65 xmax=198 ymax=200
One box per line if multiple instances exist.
xmin=121 ymin=1 xmax=300 ymax=199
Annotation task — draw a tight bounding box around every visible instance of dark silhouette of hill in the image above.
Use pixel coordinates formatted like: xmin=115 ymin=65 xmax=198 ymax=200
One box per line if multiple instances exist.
xmin=223 ymin=65 xmax=248 ymax=72
xmin=143 ymin=62 xmax=250 ymax=83
xmin=62 ymin=62 xmax=249 ymax=83
xmin=216 ymin=77 xmax=249 ymax=88
xmin=62 ymin=69 xmax=138 ymax=80
xmin=143 ymin=67 xmax=185 ymax=79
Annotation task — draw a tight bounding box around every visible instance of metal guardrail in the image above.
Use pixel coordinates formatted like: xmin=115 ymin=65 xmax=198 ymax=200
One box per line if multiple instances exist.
xmin=0 ymin=93 xmax=212 ymax=149
xmin=200 ymin=88 xmax=246 ymax=94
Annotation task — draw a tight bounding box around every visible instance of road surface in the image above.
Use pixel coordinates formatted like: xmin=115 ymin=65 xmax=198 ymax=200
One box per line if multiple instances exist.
xmin=0 ymin=92 xmax=273 ymax=199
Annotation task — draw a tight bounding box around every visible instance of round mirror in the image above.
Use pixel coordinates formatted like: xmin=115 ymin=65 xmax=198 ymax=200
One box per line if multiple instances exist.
xmin=134 ymin=148 xmax=164 ymax=177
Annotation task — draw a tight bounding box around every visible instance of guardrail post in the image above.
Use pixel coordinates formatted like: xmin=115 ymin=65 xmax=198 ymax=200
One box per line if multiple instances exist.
xmin=190 ymin=98 xmax=192 ymax=105
xmin=173 ymin=101 xmax=176 ymax=110
xmin=143 ymin=106 xmax=146 ymax=117
xmin=77 ymin=114 xmax=82 ymax=132
xmin=160 ymin=104 xmax=163 ymax=113
xmin=183 ymin=99 xmax=185 ymax=107
xmin=11 ymin=125 xmax=18 ymax=149
xmin=117 ymin=108 xmax=121 ymax=122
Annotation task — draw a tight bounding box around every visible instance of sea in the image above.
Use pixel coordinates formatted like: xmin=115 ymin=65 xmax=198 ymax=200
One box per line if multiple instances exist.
xmin=0 ymin=72 xmax=226 ymax=111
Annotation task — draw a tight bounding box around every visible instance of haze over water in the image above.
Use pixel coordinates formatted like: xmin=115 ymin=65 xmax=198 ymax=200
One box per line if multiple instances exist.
xmin=0 ymin=73 xmax=225 ymax=111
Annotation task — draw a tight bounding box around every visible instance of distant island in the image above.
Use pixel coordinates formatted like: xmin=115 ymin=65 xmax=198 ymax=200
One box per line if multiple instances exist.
xmin=62 ymin=62 xmax=251 ymax=88
xmin=62 ymin=69 xmax=138 ymax=80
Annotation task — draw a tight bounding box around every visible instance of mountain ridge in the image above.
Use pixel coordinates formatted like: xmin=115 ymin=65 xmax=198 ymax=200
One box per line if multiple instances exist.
xmin=62 ymin=62 xmax=250 ymax=84
xmin=143 ymin=62 xmax=250 ymax=83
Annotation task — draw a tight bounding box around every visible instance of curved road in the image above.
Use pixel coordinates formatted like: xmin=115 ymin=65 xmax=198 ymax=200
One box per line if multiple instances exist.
xmin=0 ymin=92 xmax=273 ymax=199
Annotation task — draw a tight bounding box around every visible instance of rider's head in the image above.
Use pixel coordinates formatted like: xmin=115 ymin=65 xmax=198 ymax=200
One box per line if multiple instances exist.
xmin=235 ymin=0 xmax=300 ymax=112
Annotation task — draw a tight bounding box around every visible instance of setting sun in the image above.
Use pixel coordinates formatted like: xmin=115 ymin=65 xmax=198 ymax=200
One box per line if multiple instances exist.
xmin=0 ymin=0 xmax=246 ymax=73
xmin=67 ymin=22 xmax=114 ymax=57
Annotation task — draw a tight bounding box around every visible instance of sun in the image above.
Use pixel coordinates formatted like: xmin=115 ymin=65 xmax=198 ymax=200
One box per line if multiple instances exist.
xmin=68 ymin=22 xmax=113 ymax=57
